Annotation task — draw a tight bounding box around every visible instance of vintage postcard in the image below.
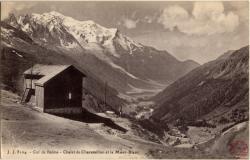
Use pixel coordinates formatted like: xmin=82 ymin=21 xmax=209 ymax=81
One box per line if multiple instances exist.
xmin=0 ymin=1 xmax=249 ymax=159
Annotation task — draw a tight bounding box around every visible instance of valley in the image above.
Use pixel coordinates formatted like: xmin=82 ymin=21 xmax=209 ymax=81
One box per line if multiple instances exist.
xmin=0 ymin=10 xmax=248 ymax=159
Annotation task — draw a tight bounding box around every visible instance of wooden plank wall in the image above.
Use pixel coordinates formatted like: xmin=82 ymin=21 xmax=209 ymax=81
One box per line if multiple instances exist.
xmin=35 ymin=85 xmax=44 ymax=111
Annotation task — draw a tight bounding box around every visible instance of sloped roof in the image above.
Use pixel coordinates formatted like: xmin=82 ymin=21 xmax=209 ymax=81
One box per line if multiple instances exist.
xmin=24 ymin=64 xmax=84 ymax=86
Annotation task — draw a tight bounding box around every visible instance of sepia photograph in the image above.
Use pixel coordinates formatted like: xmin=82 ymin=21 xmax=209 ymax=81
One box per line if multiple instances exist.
xmin=0 ymin=1 xmax=249 ymax=159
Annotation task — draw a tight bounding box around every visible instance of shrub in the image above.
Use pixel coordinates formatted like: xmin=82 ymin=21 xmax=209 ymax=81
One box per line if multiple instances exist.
xmin=219 ymin=116 xmax=230 ymax=124
xmin=178 ymin=125 xmax=189 ymax=133
xmin=188 ymin=119 xmax=216 ymax=128
xmin=138 ymin=119 xmax=169 ymax=138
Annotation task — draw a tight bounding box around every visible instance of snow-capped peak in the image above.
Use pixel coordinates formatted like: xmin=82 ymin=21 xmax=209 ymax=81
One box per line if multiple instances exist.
xmin=14 ymin=11 xmax=143 ymax=56
xmin=22 ymin=11 xmax=118 ymax=44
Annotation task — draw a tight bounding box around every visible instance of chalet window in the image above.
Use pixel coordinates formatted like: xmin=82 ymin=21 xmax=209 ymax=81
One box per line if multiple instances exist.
xmin=68 ymin=92 xmax=72 ymax=100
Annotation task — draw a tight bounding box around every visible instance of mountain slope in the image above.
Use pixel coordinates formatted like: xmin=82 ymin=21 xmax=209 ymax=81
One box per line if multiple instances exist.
xmin=151 ymin=46 xmax=249 ymax=123
xmin=0 ymin=21 xmax=125 ymax=112
xmin=3 ymin=12 xmax=199 ymax=98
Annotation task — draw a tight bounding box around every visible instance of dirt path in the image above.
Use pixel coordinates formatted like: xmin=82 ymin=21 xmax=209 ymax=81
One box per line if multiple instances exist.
xmin=209 ymin=121 xmax=249 ymax=158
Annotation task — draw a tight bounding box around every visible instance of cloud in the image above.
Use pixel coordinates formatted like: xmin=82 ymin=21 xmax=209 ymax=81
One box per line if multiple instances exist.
xmin=143 ymin=15 xmax=156 ymax=23
xmin=1 ymin=2 xmax=35 ymax=19
xmin=228 ymin=1 xmax=249 ymax=27
xmin=1 ymin=2 xmax=15 ymax=19
xmin=121 ymin=18 xmax=138 ymax=29
xmin=158 ymin=2 xmax=240 ymax=35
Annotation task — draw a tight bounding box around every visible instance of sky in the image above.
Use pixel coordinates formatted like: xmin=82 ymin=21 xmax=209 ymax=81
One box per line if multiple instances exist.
xmin=1 ymin=1 xmax=249 ymax=64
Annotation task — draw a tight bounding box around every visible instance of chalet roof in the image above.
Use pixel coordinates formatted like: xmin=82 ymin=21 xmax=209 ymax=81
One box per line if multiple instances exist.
xmin=24 ymin=64 xmax=84 ymax=86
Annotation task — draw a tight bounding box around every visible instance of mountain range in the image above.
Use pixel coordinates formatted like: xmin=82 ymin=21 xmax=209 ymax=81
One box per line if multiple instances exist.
xmin=151 ymin=46 xmax=249 ymax=125
xmin=1 ymin=11 xmax=199 ymax=101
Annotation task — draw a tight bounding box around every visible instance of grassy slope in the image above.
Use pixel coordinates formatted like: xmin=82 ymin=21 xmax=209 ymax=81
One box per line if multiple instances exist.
xmin=0 ymin=89 xmax=149 ymax=159
xmin=199 ymin=121 xmax=249 ymax=159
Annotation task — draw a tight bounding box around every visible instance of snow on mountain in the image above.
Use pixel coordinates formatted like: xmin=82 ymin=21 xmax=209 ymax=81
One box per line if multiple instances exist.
xmin=16 ymin=11 xmax=142 ymax=58
xmin=14 ymin=11 xmax=149 ymax=80
xmin=2 ymin=27 xmax=12 ymax=39
xmin=109 ymin=61 xmax=139 ymax=79
xmin=3 ymin=11 xmax=199 ymax=98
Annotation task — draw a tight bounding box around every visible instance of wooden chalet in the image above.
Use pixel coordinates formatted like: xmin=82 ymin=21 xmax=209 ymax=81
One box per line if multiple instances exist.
xmin=22 ymin=64 xmax=86 ymax=114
